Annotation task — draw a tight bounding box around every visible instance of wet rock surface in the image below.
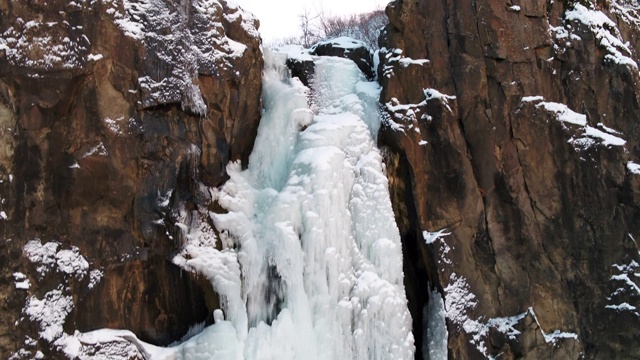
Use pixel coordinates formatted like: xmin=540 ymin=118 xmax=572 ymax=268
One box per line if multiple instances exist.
xmin=0 ymin=0 xmax=261 ymax=357
xmin=379 ymin=0 xmax=640 ymax=358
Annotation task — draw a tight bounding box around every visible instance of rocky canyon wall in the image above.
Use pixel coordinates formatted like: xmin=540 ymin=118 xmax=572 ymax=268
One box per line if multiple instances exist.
xmin=379 ymin=0 xmax=640 ymax=358
xmin=0 ymin=0 xmax=262 ymax=357
xmin=3 ymin=0 xmax=640 ymax=358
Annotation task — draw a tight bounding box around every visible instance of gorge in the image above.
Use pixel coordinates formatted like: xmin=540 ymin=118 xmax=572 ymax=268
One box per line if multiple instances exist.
xmin=1 ymin=0 xmax=640 ymax=359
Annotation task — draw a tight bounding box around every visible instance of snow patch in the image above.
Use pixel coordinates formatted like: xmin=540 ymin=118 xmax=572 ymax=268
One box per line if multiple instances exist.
xmin=81 ymin=142 xmax=108 ymax=158
xmin=23 ymin=240 xmax=60 ymax=278
xmin=521 ymin=95 xmax=544 ymax=103
xmin=312 ymin=36 xmax=370 ymax=51
xmin=275 ymin=44 xmax=313 ymax=62
xmin=24 ymin=287 xmax=74 ymax=342
xmin=385 ymin=87 xmax=456 ymax=133
xmin=18 ymin=240 xmax=110 ymax=357
xmin=627 ymin=161 xmax=640 ymax=175
xmin=536 ymin=101 xmax=587 ymax=126
xmin=107 ymin=0 xmax=259 ymax=114
xmin=382 ymin=47 xmax=429 ymax=75
xmin=442 ymin=271 xmax=578 ymax=355
xmin=566 ymin=4 xmax=638 ymax=69
xmin=13 ymin=272 xmax=30 ymax=290
xmin=56 ymin=248 xmax=89 ymax=279
xmin=398 ymin=57 xmax=430 ymax=67
xmin=528 ymin=308 xmax=579 ymax=344
xmin=23 ymin=240 xmax=89 ymax=280
xmin=607 ymin=260 xmax=640 ymax=316
xmin=87 ymin=53 xmax=103 ymax=61
xmin=526 ymin=97 xmax=627 ymax=150
xmin=0 ymin=19 xmax=90 ymax=70
xmin=88 ymin=269 xmax=103 ymax=289
xmin=423 ymin=229 xmax=451 ymax=245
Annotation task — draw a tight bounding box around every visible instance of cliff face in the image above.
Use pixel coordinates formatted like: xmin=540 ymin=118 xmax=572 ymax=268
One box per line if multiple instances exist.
xmin=379 ymin=0 xmax=640 ymax=358
xmin=0 ymin=0 xmax=262 ymax=357
xmin=3 ymin=0 xmax=640 ymax=358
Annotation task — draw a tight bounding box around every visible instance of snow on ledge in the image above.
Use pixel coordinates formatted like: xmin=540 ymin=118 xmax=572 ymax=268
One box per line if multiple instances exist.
xmin=385 ymin=88 xmax=456 ymax=126
xmin=566 ymin=4 xmax=638 ymax=69
xmin=521 ymin=95 xmax=544 ymax=103
xmin=442 ymin=271 xmax=579 ymax=356
xmin=312 ymin=36 xmax=370 ymax=50
xmin=423 ymin=229 xmax=451 ymax=244
xmin=606 ymin=260 xmax=640 ymax=317
xmin=628 ymin=161 xmax=640 ymax=175
xmin=17 ymin=239 xmax=105 ymax=357
xmin=522 ymin=96 xmax=627 ymax=149
xmin=536 ymin=101 xmax=587 ymax=126
xmin=398 ymin=57 xmax=430 ymax=67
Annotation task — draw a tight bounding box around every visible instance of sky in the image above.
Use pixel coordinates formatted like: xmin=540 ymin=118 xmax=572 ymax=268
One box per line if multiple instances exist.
xmin=234 ymin=0 xmax=388 ymax=42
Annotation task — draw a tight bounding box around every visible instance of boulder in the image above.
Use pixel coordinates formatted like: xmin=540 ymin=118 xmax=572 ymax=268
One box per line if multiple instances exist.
xmin=310 ymin=37 xmax=375 ymax=80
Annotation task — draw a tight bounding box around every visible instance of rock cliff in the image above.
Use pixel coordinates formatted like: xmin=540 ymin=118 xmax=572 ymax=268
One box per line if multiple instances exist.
xmin=3 ymin=0 xmax=640 ymax=358
xmin=379 ymin=0 xmax=640 ymax=358
xmin=0 ymin=0 xmax=262 ymax=357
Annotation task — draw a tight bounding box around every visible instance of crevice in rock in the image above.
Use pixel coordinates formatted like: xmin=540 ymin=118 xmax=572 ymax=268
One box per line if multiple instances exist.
xmin=379 ymin=144 xmax=435 ymax=360
xmin=508 ymin=112 xmax=562 ymax=281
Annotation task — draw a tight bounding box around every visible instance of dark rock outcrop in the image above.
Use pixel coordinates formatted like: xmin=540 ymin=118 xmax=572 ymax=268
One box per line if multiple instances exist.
xmin=379 ymin=0 xmax=640 ymax=359
xmin=286 ymin=57 xmax=315 ymax=88
xmin=0 ymin=0 xmax=262 ymax=357
xmin=310 ymin=37 xmax=375 ymax=80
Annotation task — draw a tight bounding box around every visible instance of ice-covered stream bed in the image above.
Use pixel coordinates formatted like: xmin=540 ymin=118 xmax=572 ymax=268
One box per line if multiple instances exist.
xmin=49 ymin=49 xmax=416 ymax=359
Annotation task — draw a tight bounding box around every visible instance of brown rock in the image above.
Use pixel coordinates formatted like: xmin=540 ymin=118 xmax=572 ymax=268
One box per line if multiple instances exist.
xmin=379 ymin=0 xmax=640 ymax=358
xmin=0 ymin=0 xmax=262 ymax=357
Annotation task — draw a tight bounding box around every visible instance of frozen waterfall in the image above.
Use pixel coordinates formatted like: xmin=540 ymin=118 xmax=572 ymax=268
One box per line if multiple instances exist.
xmin=179 ymin=49 xmax=414 ymax=359
xmin=61 ymin=48 xmax=415 ymax=360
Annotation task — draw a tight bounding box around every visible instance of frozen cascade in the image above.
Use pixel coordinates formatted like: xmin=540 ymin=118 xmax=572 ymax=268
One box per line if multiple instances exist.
xmin=424 ymin=288 xmax=448 ymax=360
xmin=206 ymin=48 xmax=414 ymax=359
xmin=57 ymin=48 xmax=414 ymax=360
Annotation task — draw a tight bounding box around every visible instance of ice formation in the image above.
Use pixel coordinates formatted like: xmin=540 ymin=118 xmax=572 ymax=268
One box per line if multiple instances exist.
xmin=199 ymin=49 xmax=414 ymax=360
xmin=424 ymin=288 xmax=448 ymax=360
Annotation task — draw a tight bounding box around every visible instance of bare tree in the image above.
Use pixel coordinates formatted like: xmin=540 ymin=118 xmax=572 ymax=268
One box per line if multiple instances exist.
xmin=317 ymin=8 xmax=386 ymax=49
xmin=268 ymin=7 xmax=387 ymax=49
xmin=299 ymin=7 xmax=321 ymax=48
